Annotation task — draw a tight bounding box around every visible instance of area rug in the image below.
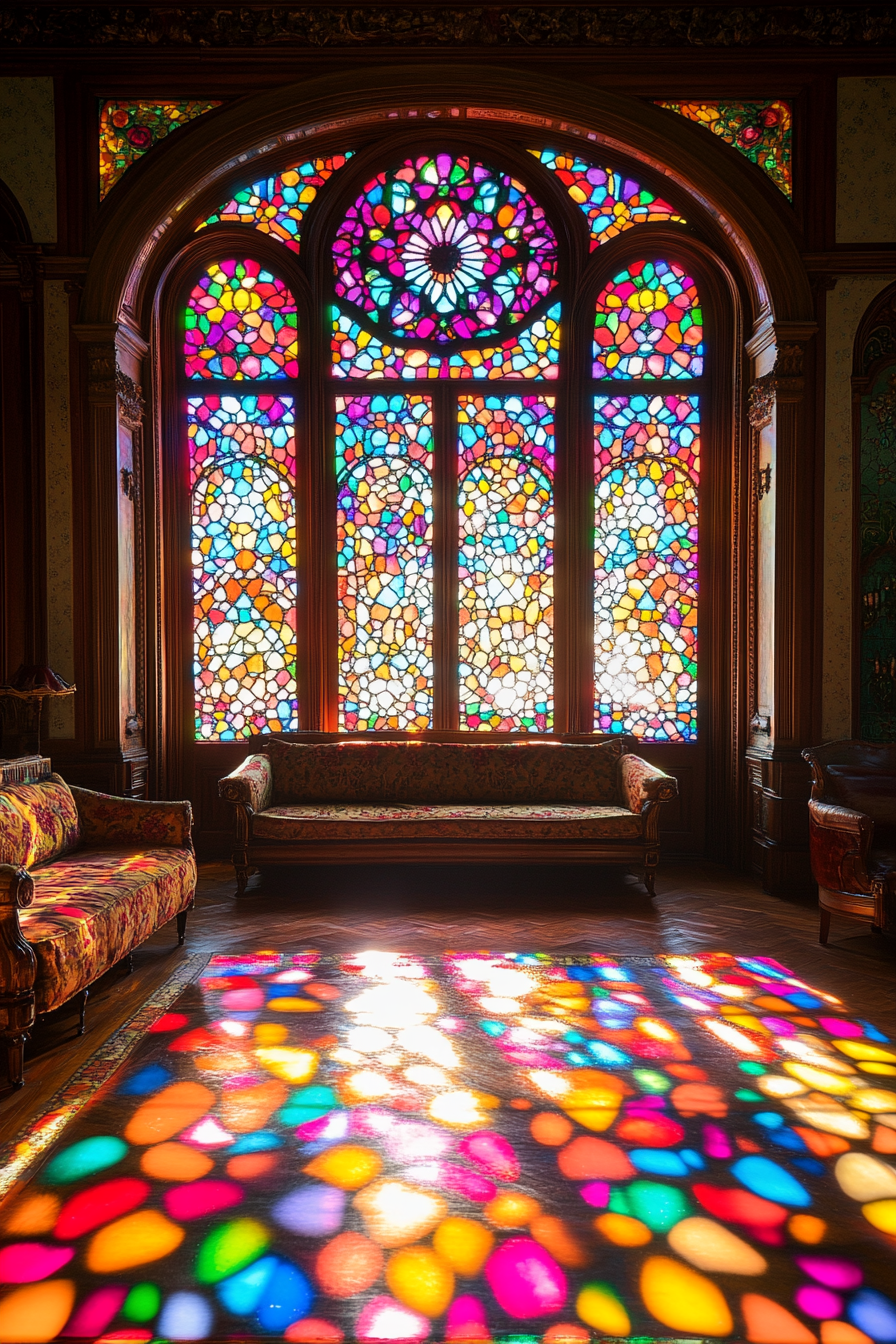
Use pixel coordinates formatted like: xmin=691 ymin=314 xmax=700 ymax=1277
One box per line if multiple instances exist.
xmin=0 ymin=952 xmax=895 ymax=1344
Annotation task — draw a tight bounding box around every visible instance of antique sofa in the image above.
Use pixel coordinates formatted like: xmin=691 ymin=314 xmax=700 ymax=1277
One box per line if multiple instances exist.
xmin=803 ymin=739 xmax=896 ymax=945
xmin=0 ymin=764 xmax=196 ymax=1087
xmin=219 ymin=737 xmax=678 ymax=896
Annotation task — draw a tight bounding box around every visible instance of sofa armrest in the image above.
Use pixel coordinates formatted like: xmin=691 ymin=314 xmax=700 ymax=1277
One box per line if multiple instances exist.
xmin=219 ymin=754 xmax=273 ymax=814
xmin=808 ymin=797 xmax=874 ymax=894
xmin=68 ymin=787 xmax=193 ymax=850
xmin=0 ymin=863 xmax=37 ymax=1040
xmin=618 ymin=753 xmax=679 ymax=814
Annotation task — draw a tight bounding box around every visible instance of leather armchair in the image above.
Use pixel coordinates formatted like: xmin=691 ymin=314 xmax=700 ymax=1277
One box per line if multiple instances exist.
xmin=802 ymin=740 xmax=896 ymax=945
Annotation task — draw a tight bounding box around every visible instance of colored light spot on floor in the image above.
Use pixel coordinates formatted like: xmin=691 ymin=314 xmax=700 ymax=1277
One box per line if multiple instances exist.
xmin=741 ymin=1293 xmax=818 ymax=1343
xmin=180 ymin=1116 xmax=235 ymax=1148
xmin=530 ymin=1112 xmax=574 ymax=1146
xmin=759 ymin=1076 xmax=808 ymax=1099
xmin=786 ymin=1095 xmax=869 ymax=1140
xmin=304 ymin=1144 xmax=382 ymax=1190
xmin=784 ymin=1065 xmax=856 ymax=1096
xmin=429 ymin=1091 xmax=499 ymax=1128
xmin=445 ymin=1294 xmax=490 ymax=1341
xmin=123 ymin=1283 xmax=161 ymax=1323
xmin=118 ymin=1065 xmax=174 ymax=1095
xmin=123 ymin=1081 xmax=217 ymax=1146
xmin=168 ymin=1027 xmax=217 ymax=1051
xmin=616 ymin=1113 xmax=686 ymax=1146
xmin=732 ymin=1156 xmax=811 ymax=1207
xmin=860 ymin=1063 xmax=896 ymax=1076
xmin=285 ymin=1317 xmax=345 ymax=1342
xmin=704 ymin=1123 xmax=733 ymax=1159
xmin=797 ymin=1287 xmax=844 ymax=1320
xmin=694 ymin=1182 xmax=788 ymax=1230
xmin=833 ymin=1041 xmax=896 ymax=1063
xmin=255 ymin=1047 xmax=319 ymax=1085
xmin=63 ymin=1284 xmax=129 ymax=1337
xmin=485 ymin=1237 xmax=567 ymax=1317
xmin=54 ymin=1176 xmax=150 ymax=1239
xmin=0 ymin=1193 xmax=59 ymax=1236
xmin=0 ymin=1278 xmax=76 ymax=1343
xmin=316 ymin=1231 xmax=383 ymax=1296
xmin=579 ymin=1181 xmax=610 ymax=1208
xmin=543 ymin=1322 xmax=589 ymax=1344
xmin=217 ymin=1254 xmax=277 ymax=1314
xmin=457 ymin=1131 xmax=519 ymax=1181
xmin=671 ymin=1081 xmax=728 ymax=1116
xmin=148 ymin=1012 xmax=190 ymax=1033
xmin=157 ymin=1290 xmax=213 ymax=1340
xmin=848 ymin=1290 xmax=896 ymax=1343
xmin=226 ymin=1151 xmax=279 ymax=1180
xmin=633 ymin=1068 xmax=672 ymax=1093
xmin=254 ymin=1023 xmax=289 ymax=1045
xmin=271 ymin=997 xmax=324 ymax=1012
xmin=140 ymin=1142 xmax=214 ymax=1182
xmin=576 ymin=1281 xmax=631 ymax=1336
xmin=42 ymin=1135 xmax=128 ymax=1184
xmin=274 ymin=1184 xmax=347 ymax=1237
xmin=356 ymin=1295 xmax=431 ymax=1342
xmin=0 ymin=1242 xmax=74 ymax=1284
xmin=86 ymin=1208 xmax=186 ymax=1272
xmin=354 ymin=1180 xmax=447 ymax=1248
xmin=790 ymin=1215 xmax=827 ymax=1243
xmin=821 ymin=1324 xmax=874 ymax=1344
xmin=794 ymin=1258 xmax=861 ymax=1291
xmin=559 ymin=1071 xmax=630 ymax=1132
xmin=640 ymin=1255 xmax=733 ymax=1335
xmin=794 ymin=1128 xmax=851 ymax=1158
xmin=163 ymin=1178 xmax=244 ymax=1221
xmin=280 ymin=1084 xmax=340 ymax=1127
xmin=220 ymin=1080 xmax=289 ymax=1132
xmin=595 ymin=1212 xmax=652 ymax=1246
xmin=851 ymin=1087 xmax=896 ymax=1113
xmin=221 ymin=987 xmax=265 ymax=1010
xmin=667 ymin=1217 xmax=768 ymax=1275
xmin=196 ymin=1217 xmax=271 ymax=1284
xmin=230 ymin=1130 xmax=283 ymax=1154
xmin=835 ymin=1153 xmax=896 ymax=1201
xmin=612 ymin=1180 xmax=691 ymax=1232
xmin=530 ymin=1214 xmax=590 ymax=1268
xmin=386 ymin=1245 xmax=455 ymax=1317
xmin=557 ymin=1135 xmax=634 ymax=1181
xmin=432 ymin=1218 xmax=494 ymax=1277
xmin=861 ymin=1199 xmax=896 ymax=1234
xmin=630 ymin=1148 xmax=690 ymax=1176
xmin=257 ymin=1259 xmax=314 ymax=1331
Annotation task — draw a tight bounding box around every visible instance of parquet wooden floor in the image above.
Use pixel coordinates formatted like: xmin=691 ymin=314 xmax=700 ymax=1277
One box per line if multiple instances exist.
xmin=2 ymin=858 xmax=894 ymax=1140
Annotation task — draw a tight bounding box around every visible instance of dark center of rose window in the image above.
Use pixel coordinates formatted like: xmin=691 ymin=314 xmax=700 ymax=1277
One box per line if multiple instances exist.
xmin=427 ymin=242 xmax=463 ymax=274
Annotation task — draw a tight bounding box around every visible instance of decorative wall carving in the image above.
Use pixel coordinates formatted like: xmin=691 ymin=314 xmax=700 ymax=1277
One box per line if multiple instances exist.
xmin=1 ymin=6 xmax=893 ymax=48
xmin=116 ymin=369 xmax=144 ymax=428
xmin=748 ymin=377 xmax=775 ymax=429
xmin=86 ymin=343 xmax=115 ymax=399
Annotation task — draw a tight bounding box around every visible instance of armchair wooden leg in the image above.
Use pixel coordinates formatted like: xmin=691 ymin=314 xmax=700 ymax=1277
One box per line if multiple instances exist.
xmin=4 ymin=1032 xmax=28 ymax=1089
xmin=176 ymin=909 xmax=189 ymax=945
xmin=76 ymin=987 xmax=89 ymax=1036
xmin=235 ymin=863 xmax=251 ymax=897
xmin=819 ymin=906 xmax=831 ymax=946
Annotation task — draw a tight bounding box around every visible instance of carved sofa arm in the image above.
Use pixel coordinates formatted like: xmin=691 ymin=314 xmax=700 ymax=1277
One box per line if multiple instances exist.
xmin=219 ymin=754 xmax=274 ymax=815
xmin=69 ymin=787 xmax=194 ymax=850
xmin=0 ymin=863 xmax=37 ymax=1086
xmin=618 ymin=754 xmax=679 ymax=814
xmin=808 ymin=798 xmax=874 ymax=894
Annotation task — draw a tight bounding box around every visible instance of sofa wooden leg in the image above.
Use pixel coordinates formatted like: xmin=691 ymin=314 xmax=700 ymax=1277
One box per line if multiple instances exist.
xmin=76 ymin=987 xmax=89 ymax=1036
xmin=235 ymin=864 xmax=251 ymax=897
xmin=176 ymin=909 xmax=189 ymax=945
xmin=4 ymin=1032 xmax=28 ymax=1089
xmin=819 ymin=906 xmax=831 ymax=946
xmin=644 ymin=867 xmax=657 ymax=896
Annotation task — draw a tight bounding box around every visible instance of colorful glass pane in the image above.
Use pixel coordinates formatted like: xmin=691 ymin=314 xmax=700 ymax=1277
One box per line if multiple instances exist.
xmin=198 ymin=155 xmax=354 ymax=251
xmin=594 ymin=259 xmax=703 ymax=379
xmin=458 ymin=395 xmax=554 ymax=732
xmin=336 ymin=395 xmax=434 ymax=732
xmin=331 ymin=303 xmax=560 ymax=380
xmin=657 ymin=101 xmax=793 ymax=198
xmin=99 ymin=99 xmax=220 ymax=198
xmin=594 ymin=394 xmax=699 ymax=742
xmin=190 ymin=394 xmax=297 ymax=741
xmin=333 ymin=154 xmax=558 ymax=345
xmin=531 ymin=149 xmax=686 ymax=248
xmin=185 ymin=260 xmax=298 ymax=381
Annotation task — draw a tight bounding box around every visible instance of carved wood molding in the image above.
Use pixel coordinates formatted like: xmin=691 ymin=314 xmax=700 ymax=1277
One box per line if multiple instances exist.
xmin=116 ymin=370 xmax=145 ymax=429
xmin=2 ymin=5 xmax=894 ymax=47
xmin=748 ymin=375 xmax=776 ymax=430
xmin=86 ymin=343 xmax=116 ymax=400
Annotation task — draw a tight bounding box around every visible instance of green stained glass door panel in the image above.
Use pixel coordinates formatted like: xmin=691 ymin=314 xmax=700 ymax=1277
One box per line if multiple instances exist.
xmin=860 ymin=369 xmax=896 ymax=740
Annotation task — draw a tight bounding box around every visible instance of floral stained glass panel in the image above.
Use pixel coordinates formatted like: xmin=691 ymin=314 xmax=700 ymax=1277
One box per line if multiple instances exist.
xmin=331 ymin=303 xmax=560 ymax=380
xmin=198 ymin=155 xmax=354 ymax=251
xmin=333 ymin=154 xmax=558 ymax=346
xmin=594 ymin=259 xmax=703 ymax=379
xmin=336 ymin=395 xmax=434 ymax=732
xmin=190 ymin=394 xmax=297 ymax=742
xmin=459 ymin=395 xmax=554 ymax=732
xmin=99 ymin=99 xmax=220 ymax=198
xmin=594 ymin=394 xmax=699 ymax=742
xmin=657 ymin=101 xmax=792 ymax=198
xmin=185 ymin=260 xmax=298 ymax=381
xmin=531 ymin=149 xmax=686 ymax=249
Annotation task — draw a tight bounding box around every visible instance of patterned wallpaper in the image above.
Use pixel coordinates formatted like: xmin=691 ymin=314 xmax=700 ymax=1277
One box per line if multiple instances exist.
xmin=0 ymin=76 xmax=56 ymax=242
xmin=837 ymin=78 xmax=896 ymax=244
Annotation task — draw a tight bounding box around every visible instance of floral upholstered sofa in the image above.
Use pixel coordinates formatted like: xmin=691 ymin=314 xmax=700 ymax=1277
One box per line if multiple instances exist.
xmin=219 ymin=738 xmax=678 ymax=896
xmin=0 ymin=767 xmax=196 ymax=1087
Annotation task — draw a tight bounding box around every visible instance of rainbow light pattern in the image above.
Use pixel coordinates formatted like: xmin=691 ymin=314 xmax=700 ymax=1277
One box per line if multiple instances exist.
xmin=333 ymin=154 xmax=558 ymax=345
xmin=530 ymin=150 xmax=686 ymax=249
xmin=594 ymin=260 xmax=703 ymax=380
xmin=459 ymin=396 xmax=554 ymax=732
xmin=99 ymin=100 xmax=220 ymax=198
xmin=2 ymin=950 xmax=895 ymax=1343
xmin=185 ymin=259 xmax=298 ymax=381
xmin=190 ymin=395 xmax=298 ymax=740
xmin=657 ymin=102 xmax=793 ymax=198
xmin=331 ymin=304 xmax=560 ymax=380
xmin=336 ymin=395 xmax=435 ymax=732
xmin=198 ymin=155 xmax=354 ymax=251
xmin=593 ymin=394 xmax=699 ymax=742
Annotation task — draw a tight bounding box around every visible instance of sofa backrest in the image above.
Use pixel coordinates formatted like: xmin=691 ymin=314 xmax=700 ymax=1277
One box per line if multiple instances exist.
xmin=265 ymin=739 xmax=624 ymax=805
xmin=805 ymin=740 xmax=896 ymax=832
xmin=0 ymin=773 xmax=81 ymax=869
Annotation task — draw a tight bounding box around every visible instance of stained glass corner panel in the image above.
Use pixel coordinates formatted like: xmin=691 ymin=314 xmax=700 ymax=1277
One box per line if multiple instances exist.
xmin=594 ymin=393 xmax=699 ymax=742
xmin=190 ymin=394 xmax=297 ymax=741
xmin=336 ymin=394 xmax=435 ymax=732
xmin=185 ymin=260 xmax=298 ymax=381
xmin=594 ymin=260 xmax=703 ymax=380
xmin=198 ymin=155 xmax=354 ymax=252
xmin=458 ymin=395 xmax=555 ymax=732
xmin=657 ymin=100 xmax=793 ymax=198
xmin=531 ymin=149 xmax=686 ymax=249
xmin=99 ymin=99 xmax=221 ymax=198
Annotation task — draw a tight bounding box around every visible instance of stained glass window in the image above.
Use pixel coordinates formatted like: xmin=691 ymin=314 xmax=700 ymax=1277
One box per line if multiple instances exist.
xmin=594 ymin=259 xmax=703 ymax=380
xmin=458 ymin=396 xmax=555 ymax=732
xmin=185 ymin=260 xmax=298 ymax=381
xmin=99 ymin=100 xmax=220 ymax=198
xmin=656 ymin=101 xmax=792 ymax=198
xmin=190 ymin=395 xmax=297 ymax=741
xmin=198 ymin=156 xmax=354 ymax=251
xmin=531 ymin=149 xmax=686 ymax=248
xmin=593 ymin=393 xmax=700 ymax=741
xmin=336 ymin=395 xmax=434 ymax=732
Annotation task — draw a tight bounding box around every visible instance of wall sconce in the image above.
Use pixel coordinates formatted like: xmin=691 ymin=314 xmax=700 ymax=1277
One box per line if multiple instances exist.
xmin=0 ymin=665 xmax=76 ymax=761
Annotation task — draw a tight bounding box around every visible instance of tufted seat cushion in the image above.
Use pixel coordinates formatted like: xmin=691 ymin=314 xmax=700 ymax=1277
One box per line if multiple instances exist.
xmin=251 ymin=802 xmax=642 ymax=842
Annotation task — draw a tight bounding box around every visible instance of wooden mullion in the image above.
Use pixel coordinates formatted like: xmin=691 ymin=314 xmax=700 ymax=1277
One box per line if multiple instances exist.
xmin=433 ymin=384 xmax=458 ymax=732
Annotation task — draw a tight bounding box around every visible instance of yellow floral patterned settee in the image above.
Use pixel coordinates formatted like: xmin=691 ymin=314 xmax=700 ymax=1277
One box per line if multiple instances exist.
xmin=219 ymin=738 xmax=678 ymax=896
xmin=0 ymin=769 xmax=196 ymax=1087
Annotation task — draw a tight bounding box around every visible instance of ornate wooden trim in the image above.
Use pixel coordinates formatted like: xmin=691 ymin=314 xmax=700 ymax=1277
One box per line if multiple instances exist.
xmin=116 ymin=370 xmax=144 ymax=429
xmin=748 ymin=376 xmax=775 ymax=430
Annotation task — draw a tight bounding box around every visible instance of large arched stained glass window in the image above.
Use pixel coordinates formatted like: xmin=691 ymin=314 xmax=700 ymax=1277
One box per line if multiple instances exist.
xmin=592 ymin=260 xmax=702 ymax=740
xmin=185 ymin=258 xmax=299 ymax=740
